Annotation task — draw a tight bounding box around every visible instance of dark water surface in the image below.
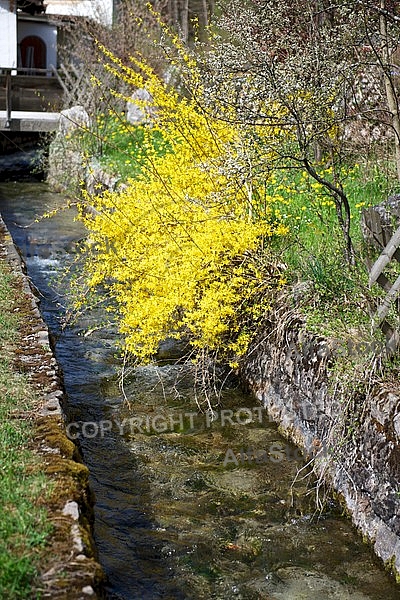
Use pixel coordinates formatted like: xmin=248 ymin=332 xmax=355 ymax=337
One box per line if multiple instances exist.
xmin=1 ymin=181 xmax=399 ymax=600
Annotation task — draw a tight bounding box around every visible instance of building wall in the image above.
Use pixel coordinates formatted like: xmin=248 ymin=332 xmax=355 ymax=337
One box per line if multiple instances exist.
xmin=46 ymin=0 xmax=113 ymax=26
xmin=0 ymin=0 xmax=17 ymax=69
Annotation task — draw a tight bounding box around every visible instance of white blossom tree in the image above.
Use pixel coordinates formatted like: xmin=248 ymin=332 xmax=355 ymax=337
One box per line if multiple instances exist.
xmin=195 ymin=0 xmax=400 ymax=262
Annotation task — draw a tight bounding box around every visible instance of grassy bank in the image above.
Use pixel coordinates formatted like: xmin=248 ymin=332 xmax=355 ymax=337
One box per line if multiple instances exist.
xmin=0 ymin=257 xmax=52 ymax=598
xmin=77 ymin=114 xmax=399 ymax=353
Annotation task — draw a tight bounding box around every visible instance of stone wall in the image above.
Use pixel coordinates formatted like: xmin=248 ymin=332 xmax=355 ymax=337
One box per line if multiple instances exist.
xmin=0 ymin=131 xmax=42 ymax=154
xmin=0 ymin=215 xmax=104 ymax=599
xmin=241 ymin=301 xmax=400 ymax=580
xmin=47 ymin=107 xmax=119 ymax=196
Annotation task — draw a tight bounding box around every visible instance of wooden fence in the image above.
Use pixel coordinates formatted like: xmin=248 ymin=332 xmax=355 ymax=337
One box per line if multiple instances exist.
xmin=0 ymin=68 xmax=64 ymax=115
xmin=0 ymin=63 xmax=91 ymax=119
xmin=363 ymin=207 xmax=400 ymax=355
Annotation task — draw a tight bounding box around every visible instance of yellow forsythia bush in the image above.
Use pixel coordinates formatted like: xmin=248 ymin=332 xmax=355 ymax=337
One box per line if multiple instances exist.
xmin=77 ymin=45 xmax=288 ymax=363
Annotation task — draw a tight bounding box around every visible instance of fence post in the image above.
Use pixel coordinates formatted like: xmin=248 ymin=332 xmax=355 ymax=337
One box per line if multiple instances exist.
xmin=5 ymin=69 xmax=12 ymax=128
xmin=364 ymin=211 xmax=400 ymax=356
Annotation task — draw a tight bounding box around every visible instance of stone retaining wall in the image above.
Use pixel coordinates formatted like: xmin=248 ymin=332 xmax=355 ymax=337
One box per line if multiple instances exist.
xmin=241 ymin=303 xmax=400 ymax=581
xmin=0 ymin=215 xmax=104 ymax=599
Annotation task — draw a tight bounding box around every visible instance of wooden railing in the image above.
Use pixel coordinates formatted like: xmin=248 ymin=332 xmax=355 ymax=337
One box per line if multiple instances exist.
xmin=363 ymin=207 xmax=400 ymax=355
xmin=0 ymin=67 xmax=64 ymax=123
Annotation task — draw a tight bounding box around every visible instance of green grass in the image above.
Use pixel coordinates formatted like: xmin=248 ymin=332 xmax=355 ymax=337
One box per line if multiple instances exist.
xmin=0 ymin=264 xmax=52 ymax=599
xmin=262 ymin=159 xmax=400 ymax=344
xmin=268 ymin=160 xmax=398 ymax=264
xmin=78 ymin=112 xmax=169 ymax=182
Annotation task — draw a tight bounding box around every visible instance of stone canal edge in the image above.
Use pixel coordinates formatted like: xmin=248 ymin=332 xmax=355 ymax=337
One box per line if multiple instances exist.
xmin=0 ymin=214 xmax=104 ymax=599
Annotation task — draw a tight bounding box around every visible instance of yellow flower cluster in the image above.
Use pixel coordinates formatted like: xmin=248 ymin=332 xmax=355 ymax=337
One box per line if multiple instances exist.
xmin=78 ymin=48 xmax=287 ymax=362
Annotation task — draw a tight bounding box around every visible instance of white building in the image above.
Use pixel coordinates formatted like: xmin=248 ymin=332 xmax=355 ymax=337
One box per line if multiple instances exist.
xmin=18 ymin=14 xmax=58 ymax=72
xmin=46 ymin=0 xmax=113 ymax=27
xmin=0 ymin=0 xmax=18 ymax=70
xmin=0 ymin=0 xmax=114 ymax=73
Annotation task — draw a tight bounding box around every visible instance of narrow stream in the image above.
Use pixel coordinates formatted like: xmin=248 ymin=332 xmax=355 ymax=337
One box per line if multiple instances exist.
xmin=1 ymin=180 xmax=399 ymax=600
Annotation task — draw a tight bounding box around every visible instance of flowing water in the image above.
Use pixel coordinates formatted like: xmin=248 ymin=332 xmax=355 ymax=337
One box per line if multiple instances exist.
xmin=0 ymin=180 xmax=399 ymax=600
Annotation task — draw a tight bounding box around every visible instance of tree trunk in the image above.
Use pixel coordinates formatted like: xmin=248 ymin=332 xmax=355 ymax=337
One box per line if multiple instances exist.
xmin=201 ymin=0 xmax=208 ymax=28
xmin=181 ymin=0 xmax=189 ymax=43
xmin=380 ymin=0 xmax=400 ymax=182
xmin=170 ymin=0 xmax=179 ymax=30
xmin=304 ymin=158 xmax=355 ymax=264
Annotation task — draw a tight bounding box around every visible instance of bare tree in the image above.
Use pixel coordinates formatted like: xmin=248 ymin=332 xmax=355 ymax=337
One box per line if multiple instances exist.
xmin=377 ymin=0 xmax=400 ymax=179
xmin=193 ymin=0 xmax=400 ymax=262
